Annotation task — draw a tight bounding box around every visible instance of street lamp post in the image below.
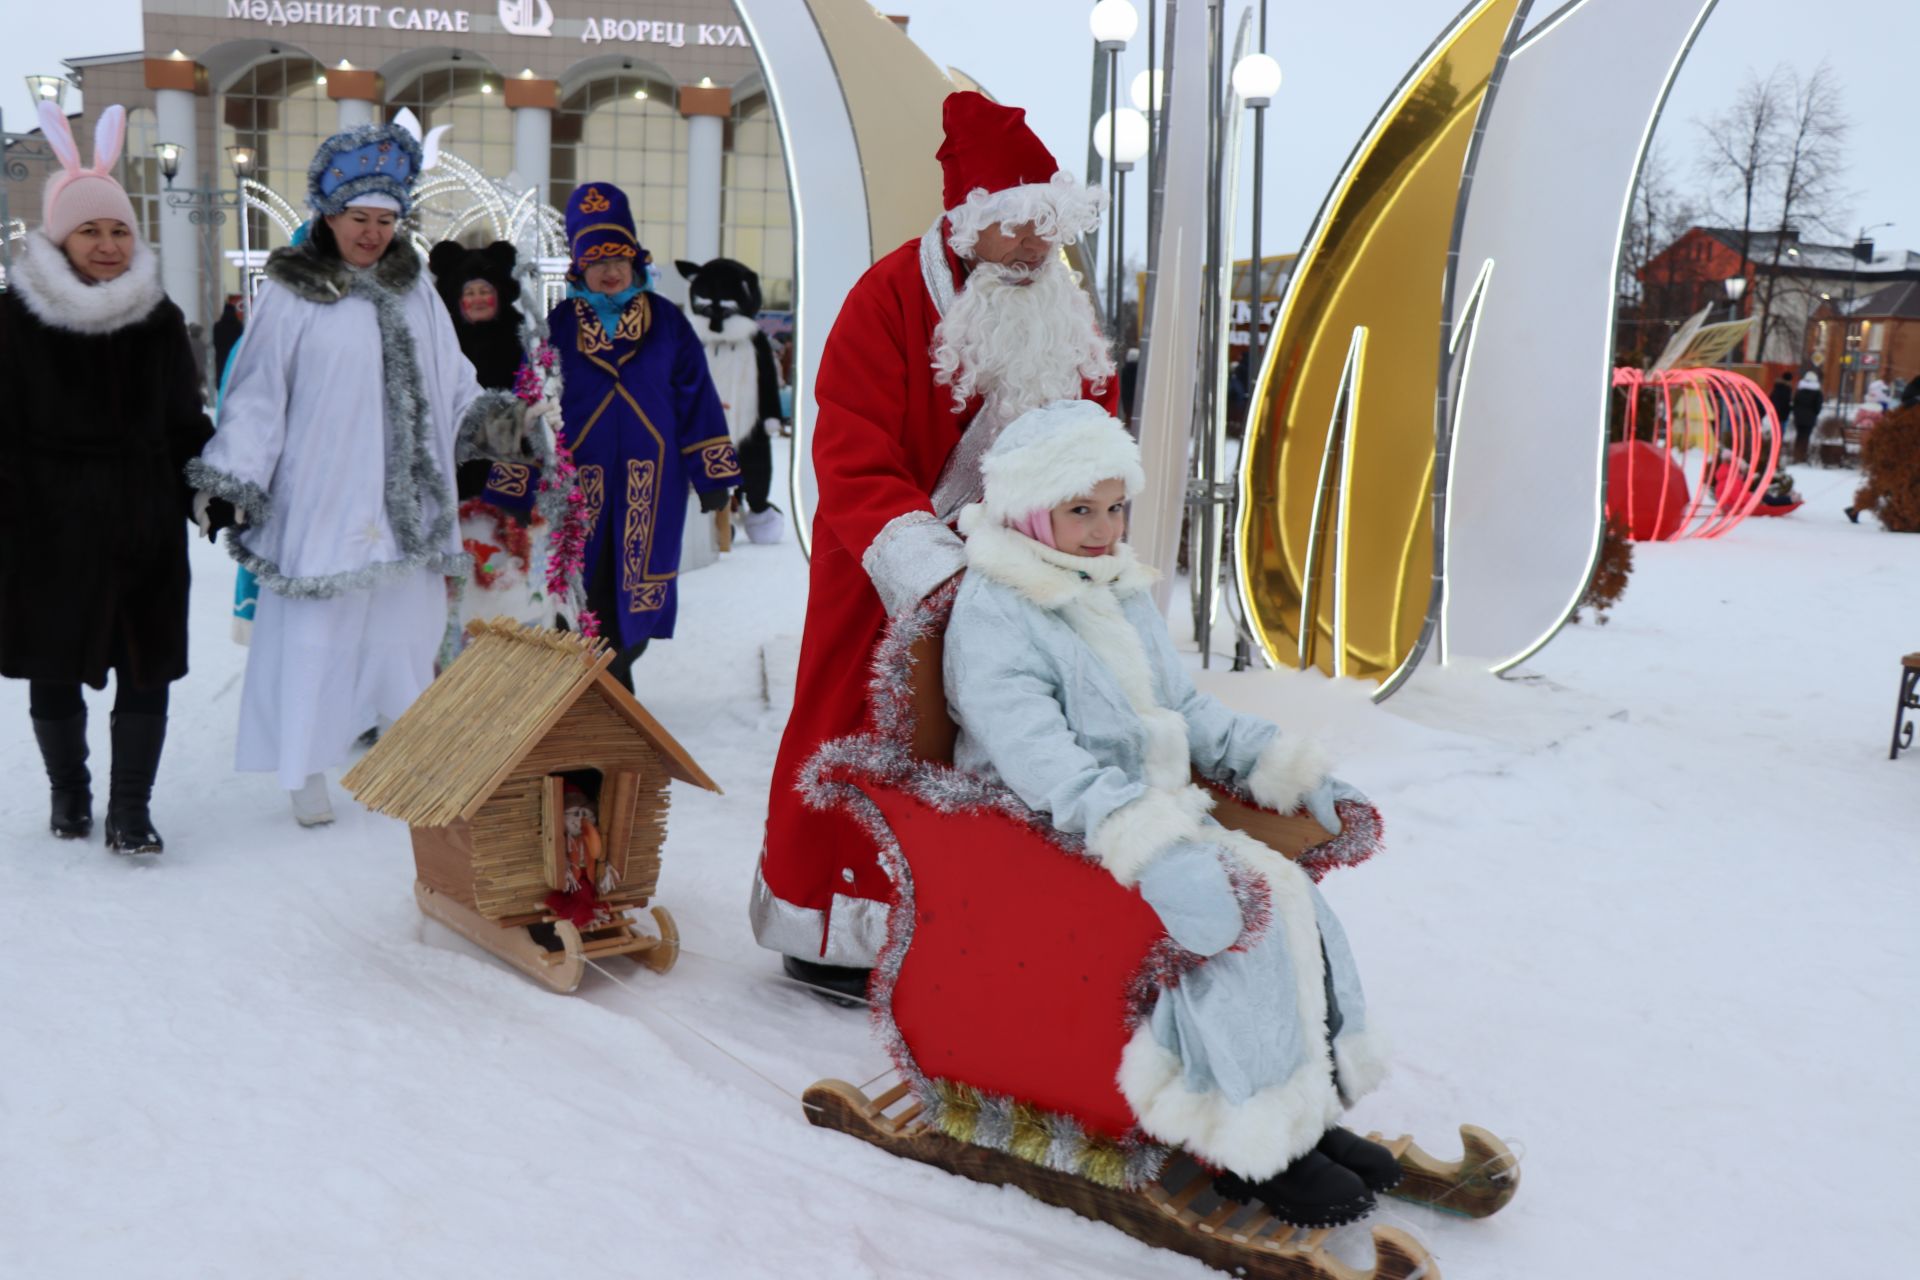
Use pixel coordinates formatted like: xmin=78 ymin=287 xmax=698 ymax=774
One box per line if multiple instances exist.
xmin=1090 ymin=0 xmax=1137 ymax=340
xmin=158 ymin=140 xmax=250 ymax=392
xmin=1841 ymin=221 xmax=1894 ymax=414
xmin=1093 ymin=108 xmax=1147 ymax=338
xmin=1232 ymin=52 xmax=1281 ymax=384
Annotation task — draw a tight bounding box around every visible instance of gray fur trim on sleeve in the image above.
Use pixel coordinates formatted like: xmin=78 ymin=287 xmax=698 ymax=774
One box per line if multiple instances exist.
xmin=862 ymin=510 xmax=966 ymax=616
xmin=184 ymin=458 xmax=272 ymax=524
xmin=455 ymin=389 xmax=530 ymax=464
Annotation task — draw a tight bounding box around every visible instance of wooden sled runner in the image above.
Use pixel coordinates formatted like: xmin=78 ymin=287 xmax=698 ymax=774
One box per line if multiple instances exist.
xmin=414 ymin=881 xmax=679 ymax=994
xmin=345 ymin=621 xmax=717 ymax=992
xmin=807 ymin=1078 xmax=1519 ymax=1280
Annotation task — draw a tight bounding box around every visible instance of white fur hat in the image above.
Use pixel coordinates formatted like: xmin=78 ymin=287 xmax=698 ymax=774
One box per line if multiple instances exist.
xmin=979 ymin=399 xmax=1145 ymax=524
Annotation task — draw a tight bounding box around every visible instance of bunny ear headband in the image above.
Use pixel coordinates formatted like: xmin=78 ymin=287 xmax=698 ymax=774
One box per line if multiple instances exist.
xmin=38 ymin=100 xmax=126 ymax=189
xmin=36 ymin=101 xmax=138 ymax=244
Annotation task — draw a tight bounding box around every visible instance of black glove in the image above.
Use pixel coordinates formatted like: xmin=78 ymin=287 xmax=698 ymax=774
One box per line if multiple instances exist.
xmin=698 ymin=487 xmax=734 ymax=514
xmin=193 ymin=491 xmax=243 ymax=542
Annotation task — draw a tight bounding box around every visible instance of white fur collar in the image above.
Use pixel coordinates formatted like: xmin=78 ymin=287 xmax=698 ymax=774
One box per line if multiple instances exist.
xmin=958 ymin=503 xmax=1157 ymax=609
xmin=695 ymin=313 xmax=760 ymax=347
xmin=9 ymin=231 xmax=164 ymax=335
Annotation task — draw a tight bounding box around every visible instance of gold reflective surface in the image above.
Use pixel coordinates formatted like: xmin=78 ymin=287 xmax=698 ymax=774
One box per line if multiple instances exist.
xmin=1236 ymin=0 xmax=1522 ymax=682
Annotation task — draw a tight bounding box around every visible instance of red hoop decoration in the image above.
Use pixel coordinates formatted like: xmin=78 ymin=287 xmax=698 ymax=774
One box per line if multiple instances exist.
xmin=1609 ymin=367 xmax=1782 ymax=541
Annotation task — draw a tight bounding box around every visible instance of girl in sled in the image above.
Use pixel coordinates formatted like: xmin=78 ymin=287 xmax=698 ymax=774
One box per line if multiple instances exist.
xmin=943 ymin=399 xmax=1397 ymax=1227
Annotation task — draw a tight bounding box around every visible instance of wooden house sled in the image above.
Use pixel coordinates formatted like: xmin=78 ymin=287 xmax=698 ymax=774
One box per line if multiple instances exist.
xmin=343 ymin=619 xmax=720 ymax=993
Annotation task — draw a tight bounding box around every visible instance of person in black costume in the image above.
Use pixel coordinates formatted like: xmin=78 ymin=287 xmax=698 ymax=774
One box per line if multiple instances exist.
xmin=429 ymin=240 xmax=531 ymax=505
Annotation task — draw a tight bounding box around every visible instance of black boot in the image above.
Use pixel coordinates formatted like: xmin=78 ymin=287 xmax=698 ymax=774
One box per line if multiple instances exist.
xmin=1316 ymin=1125 xmax=1403 ymax=1192
xmin=30 ymin=713 xmax=92 ymax=839
xmin=782 ymin=954 xmax=872 ymax=1007
xmin=1213 ymin=1151 xmax=1376 ymax=1228
xmin=103 ymin=712 xmax=166 ymax=855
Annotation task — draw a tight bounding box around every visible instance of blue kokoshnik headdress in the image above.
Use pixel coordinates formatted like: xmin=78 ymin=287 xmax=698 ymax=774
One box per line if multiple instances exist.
xmin=566 ymin=182 xmax=645 ymax=274
xmin=307 ymin=122 xmax=425 ymax=217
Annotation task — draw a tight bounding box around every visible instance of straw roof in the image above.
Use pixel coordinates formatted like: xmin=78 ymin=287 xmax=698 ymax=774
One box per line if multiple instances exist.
xmin=343 ymin=619 xmax=718 ymax=827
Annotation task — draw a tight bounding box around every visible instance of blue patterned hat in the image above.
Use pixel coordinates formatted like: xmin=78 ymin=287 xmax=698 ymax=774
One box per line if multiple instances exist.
xmin=307 ymin=123 xmax=424 ymax=217
xmin=566 ymin=182 xmax=643 ymax=273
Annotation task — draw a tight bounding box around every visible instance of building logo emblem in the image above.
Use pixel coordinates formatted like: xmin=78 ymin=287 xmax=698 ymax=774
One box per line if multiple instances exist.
xmin=498 ymin=0 xmax=553 ymax=38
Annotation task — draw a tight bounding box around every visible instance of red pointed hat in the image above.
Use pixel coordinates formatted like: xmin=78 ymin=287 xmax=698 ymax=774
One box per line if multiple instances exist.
xmin=937 ymin=92 xmax=1062 ymax=209
xmin=934 ymin=92 xmax=1103 ymax=253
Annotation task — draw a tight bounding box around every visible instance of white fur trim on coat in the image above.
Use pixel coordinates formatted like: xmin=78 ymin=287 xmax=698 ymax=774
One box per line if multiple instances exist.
xmin=1333 ymin=1024 xmax=1391 ymax=1106
xmin=1118 ymin=1032 xmax=1343 ymax=1182
xmin=958 ymin=504 xmax=1157 ymax=606
xmin=1246 ymin=734 xmax=1332 ymax=814
xmin=9 ymin=232 xmax=163 ymax=335
xmin=1087 ymin=784 xmax=1214 ymax=886
xmin=979 ymin=400 xmax=1146 ymax=527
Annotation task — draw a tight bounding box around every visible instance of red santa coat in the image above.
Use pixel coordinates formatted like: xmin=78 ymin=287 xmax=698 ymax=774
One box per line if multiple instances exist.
xmin=752 ymin=227 xmax=1116 ymax=965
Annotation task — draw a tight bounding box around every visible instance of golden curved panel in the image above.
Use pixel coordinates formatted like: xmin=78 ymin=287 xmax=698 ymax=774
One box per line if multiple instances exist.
xmin=1235 ymin=0 xmax=1524 ymax=684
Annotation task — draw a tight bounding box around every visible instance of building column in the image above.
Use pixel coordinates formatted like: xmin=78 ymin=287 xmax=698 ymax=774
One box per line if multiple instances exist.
xmin=327 ymin=69 xmax=382 ymax=132
xmin=679 ymin=84 xmax=731 ymax=268
xmin=504 ymin=78 xmax=557 ymax=204
xmin=147 ymin=59 xmax=205 ymax=325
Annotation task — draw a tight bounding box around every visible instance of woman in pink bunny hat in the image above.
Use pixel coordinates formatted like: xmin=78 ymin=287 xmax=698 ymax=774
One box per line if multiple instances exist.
xmin=0 ymin=102 xmax=216 ymax=856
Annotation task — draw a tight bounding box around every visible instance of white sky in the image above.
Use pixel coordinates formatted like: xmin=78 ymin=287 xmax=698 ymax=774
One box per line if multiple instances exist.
xmin=4 ymin=0 xmax=1911 ymax=261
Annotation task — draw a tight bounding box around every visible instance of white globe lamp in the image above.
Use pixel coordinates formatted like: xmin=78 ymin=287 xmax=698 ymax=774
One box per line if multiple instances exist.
xmin=1231 ymin=53 xmax=1283 ymax=108
xmin=1093 ymin=108 xmax=1150 ymax=172
xmin=1089 ymin=0 xmax=1139 ymax=52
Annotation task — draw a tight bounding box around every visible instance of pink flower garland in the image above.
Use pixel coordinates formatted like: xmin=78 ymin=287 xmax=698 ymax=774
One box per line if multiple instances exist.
xmin=515 ymin=344 xmax=600 ymax=641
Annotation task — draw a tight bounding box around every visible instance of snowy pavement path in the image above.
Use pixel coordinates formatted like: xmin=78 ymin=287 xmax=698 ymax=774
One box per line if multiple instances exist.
xmin=1 ymin=459 xmax=1913 ymax=1278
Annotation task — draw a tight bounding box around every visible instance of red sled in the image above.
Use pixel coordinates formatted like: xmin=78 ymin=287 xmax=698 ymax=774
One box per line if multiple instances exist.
xmin=1747 ymin=500 xmax=1803 ymax=517
xmin=798 ymin=584 xmax=1517 ymax=1280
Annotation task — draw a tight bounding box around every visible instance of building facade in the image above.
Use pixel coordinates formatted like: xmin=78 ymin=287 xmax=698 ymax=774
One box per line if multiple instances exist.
xmin=9 ymin=0 xmax=795 ymax=327
xmin=1631 ymin=225 xmax=1920 ymax=380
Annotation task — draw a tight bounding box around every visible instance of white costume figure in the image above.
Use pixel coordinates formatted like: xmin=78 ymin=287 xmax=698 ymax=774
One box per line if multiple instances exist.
xmin=188 ymin=123 xmax=527 ymax=823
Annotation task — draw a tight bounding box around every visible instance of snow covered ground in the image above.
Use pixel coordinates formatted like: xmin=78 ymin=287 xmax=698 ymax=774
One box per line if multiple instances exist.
xmin=2 ymin=455 xmax=1914 ymax=1279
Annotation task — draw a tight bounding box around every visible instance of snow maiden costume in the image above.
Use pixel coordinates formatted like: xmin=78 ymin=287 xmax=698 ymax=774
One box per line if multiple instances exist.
xmin=548 ymin=183 xmax=739 ymax=688
xmin=754 ymin=92 xmax=1115 ymax=985
xmin=1 ymin=103 xmax=213 ymax=855
xmin=931 ymin=402 xmax=1396 ymax=1225
xmin=187 ymin=122 xmax=530 ymax=824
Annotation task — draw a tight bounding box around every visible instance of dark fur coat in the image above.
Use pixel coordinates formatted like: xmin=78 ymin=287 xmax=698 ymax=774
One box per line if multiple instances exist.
xmin=0 ymin=234 xmax=212 ymax=688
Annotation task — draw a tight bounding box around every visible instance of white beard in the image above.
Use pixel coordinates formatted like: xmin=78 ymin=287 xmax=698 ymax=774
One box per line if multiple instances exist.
xmin=931 ymin=258 xmax=1114 ymax=422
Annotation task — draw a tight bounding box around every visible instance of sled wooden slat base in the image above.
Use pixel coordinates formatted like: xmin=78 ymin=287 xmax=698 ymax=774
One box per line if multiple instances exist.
xmin=1370 ymin=1125 xmax=1521 ymax=1219
xmin=416 ymin=880 xmax=585 ymax=993
xmin=414 ymin=883 xmax=681 ymax=990
xmin=803 ymin=1078 xmax=1439 ymax=1280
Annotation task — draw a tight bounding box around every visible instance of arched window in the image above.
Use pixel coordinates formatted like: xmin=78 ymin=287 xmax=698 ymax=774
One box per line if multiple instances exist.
xmin=220 ymin=55 xmax=330 ymax=293
xmin=722 ymin=88 xmax=792 ymax=310
xmin=551 ymin=73 xmax=686 ymax=274
xmin=386 ymin=64 xmax=515 ymax=180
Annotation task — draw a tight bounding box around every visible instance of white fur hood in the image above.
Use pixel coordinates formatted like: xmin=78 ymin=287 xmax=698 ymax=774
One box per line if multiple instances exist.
xmin=9 ymin=230 xmax=164 ymax=335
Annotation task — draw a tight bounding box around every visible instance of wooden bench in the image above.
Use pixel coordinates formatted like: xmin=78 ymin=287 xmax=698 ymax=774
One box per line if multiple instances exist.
xmin=1892 ymin=653 xmax=1920 ymax=760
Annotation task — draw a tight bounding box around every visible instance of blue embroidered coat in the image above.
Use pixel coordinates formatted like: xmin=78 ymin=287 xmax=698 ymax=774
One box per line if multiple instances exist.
xmin=532 ymin=290 xmax=739 ymax=646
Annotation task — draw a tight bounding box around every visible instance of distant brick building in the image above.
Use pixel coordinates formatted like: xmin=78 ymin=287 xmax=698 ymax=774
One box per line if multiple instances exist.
xmin=1629 ymin=226 xmax=1920 ymax=382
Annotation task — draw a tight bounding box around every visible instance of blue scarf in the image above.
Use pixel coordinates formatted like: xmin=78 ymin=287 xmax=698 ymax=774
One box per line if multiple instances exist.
xmin=570 ymin=282 xmax=642 ymax=339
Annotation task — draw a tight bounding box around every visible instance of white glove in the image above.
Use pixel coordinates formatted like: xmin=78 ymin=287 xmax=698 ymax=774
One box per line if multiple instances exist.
xmin=1135 ymin=842 xmax=1243 ymax=957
